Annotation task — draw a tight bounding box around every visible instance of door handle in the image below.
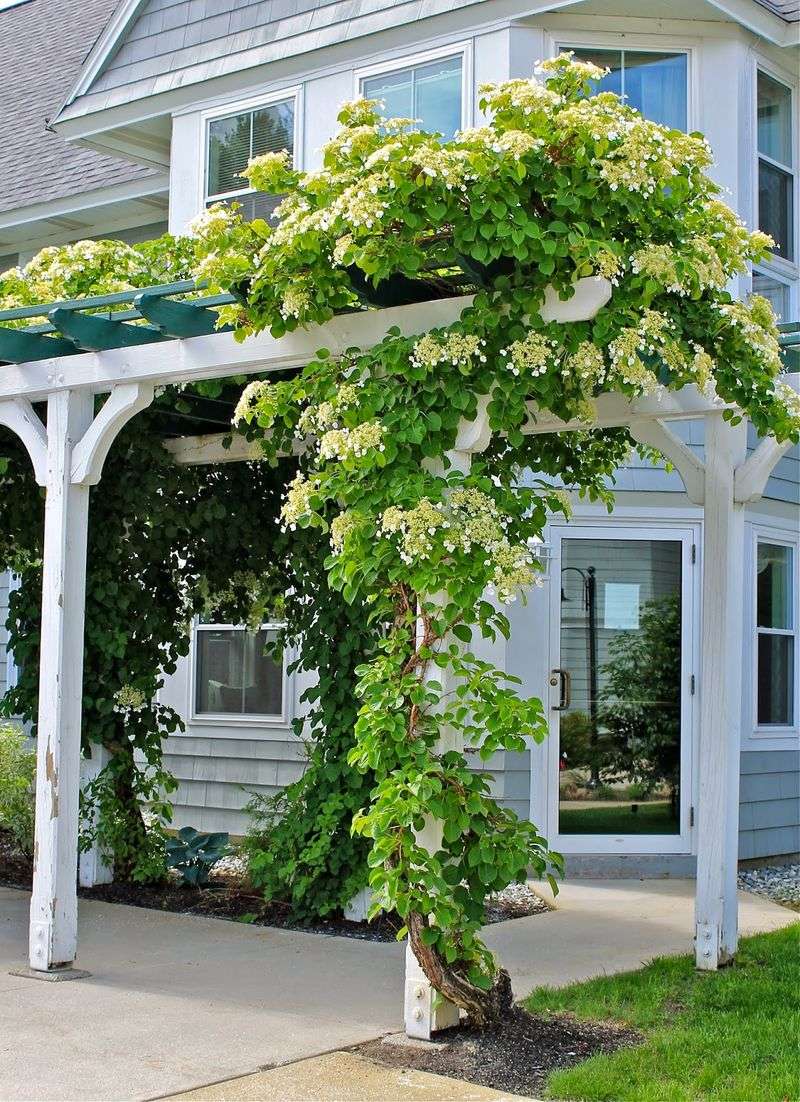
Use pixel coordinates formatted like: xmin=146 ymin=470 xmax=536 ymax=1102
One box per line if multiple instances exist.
xmin=550 ymin=668 xmax=571 ymax=710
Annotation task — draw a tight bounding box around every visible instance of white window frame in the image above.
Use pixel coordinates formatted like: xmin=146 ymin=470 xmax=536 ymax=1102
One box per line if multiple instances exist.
xmin=201 ymin=86 xmax=303 ymax=209
xmin=752 ymin=61 xmax=799 ymax=322
xmin=189 ymin=618 xmax=290 ymax=728
xmin=547 ymin=31 xmax=698 ymax=131
xmin=751 ymin=526 xmax=799 ymax=740
xmin=354 ymin=41 xmax=473 ymax=133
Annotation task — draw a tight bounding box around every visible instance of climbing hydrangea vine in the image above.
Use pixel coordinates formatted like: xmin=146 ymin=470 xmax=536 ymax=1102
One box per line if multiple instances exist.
xmin=188 ymin=54 xmax=799 ymax=1022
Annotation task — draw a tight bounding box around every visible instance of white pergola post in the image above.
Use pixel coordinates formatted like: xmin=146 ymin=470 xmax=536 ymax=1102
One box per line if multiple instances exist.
xmin=78 ymin=743 xmax=114 ymax=888
xmin=28 ymin=389 xmax=94 ymax=973
xmin=695 ymin=414 xmax=748 ymax=970
xmin=0 ymin=383 xmax=155 ymax=976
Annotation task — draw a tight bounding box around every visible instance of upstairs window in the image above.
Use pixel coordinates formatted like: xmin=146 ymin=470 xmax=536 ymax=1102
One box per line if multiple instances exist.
xmin=194 ymin=622 xmax=284 ymax=720
xmin=757 ymin=71 xmax=795 ymax=263
xmin=361 ymin=53 xmax=463 ymax=139
xmin=566 ymin=47 xmax=688 ymax=131
xmin=206 ymin=97 xmax=295 ymax=222
xmin=756 ymin=542 xmax=796 ymax=728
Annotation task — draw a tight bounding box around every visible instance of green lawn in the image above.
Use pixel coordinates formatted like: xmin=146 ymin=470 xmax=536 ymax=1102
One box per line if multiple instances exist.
xmin=523 ymin=926 xmax=800 ymax=1102
xmin=559 ymin=800 xmax=678 ymax=835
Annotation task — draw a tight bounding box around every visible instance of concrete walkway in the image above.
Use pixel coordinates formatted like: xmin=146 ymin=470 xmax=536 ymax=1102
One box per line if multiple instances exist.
xmin=1 ymin=881 xmax=794 ymax=1101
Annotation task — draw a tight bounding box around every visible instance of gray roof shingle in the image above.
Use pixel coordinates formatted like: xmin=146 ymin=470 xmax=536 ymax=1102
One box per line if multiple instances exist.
xmin=755 ymin=0 xmax=799 ymax=20
xmin=0 ymin=0 xmax=160 ymax=216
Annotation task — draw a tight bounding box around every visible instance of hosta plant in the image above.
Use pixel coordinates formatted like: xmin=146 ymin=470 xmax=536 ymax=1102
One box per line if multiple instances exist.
xmin=166 ymin=826 xmax=231 ymax=887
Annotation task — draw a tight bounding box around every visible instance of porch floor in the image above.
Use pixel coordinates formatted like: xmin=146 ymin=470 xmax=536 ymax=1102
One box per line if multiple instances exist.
xmin=0 ymin=881 xmax=794 ymax=1102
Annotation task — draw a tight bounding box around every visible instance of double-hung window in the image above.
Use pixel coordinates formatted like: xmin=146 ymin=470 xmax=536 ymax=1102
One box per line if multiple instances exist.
xmin=360 ymin=51 xmax=464 ymax=138
xmin=564 ymin=47 xmax=688 ymax=131
xmin=205 ymin=96 xmax=295 ymax=222
xmin=193 ymin=621 xmax=284 ymax=721
xmin=755 ymin=541 xmax=797 ymax=729
xmin=753 ymin=70 xmax=797 ymax=320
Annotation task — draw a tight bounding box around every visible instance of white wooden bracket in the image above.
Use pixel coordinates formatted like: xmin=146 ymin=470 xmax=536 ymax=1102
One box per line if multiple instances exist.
xmin=0 ymin=398 xmax=48 ymax=485
xmin=70 ymin=383 xmax=155 ymax=485
xmin=734 ymin=435 xmax=794 ymax=503
xmin=628 ymin=419 xmax=707 ymax=505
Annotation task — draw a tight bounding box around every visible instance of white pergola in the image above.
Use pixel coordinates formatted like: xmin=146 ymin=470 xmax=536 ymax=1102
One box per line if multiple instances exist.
xmin=0 ymin=280 xmax=795 ymax=1032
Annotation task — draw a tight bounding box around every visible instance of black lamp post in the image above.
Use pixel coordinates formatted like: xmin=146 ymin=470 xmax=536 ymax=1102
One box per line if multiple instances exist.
xmin=561 ymin=564 xmax=599 ymax=786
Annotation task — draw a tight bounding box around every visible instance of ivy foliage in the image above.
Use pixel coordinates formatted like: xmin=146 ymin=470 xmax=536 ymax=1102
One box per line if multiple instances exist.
xmin=0 ymin=408 xmax=291 ymax=881
xmin=243 ymin=523 xmax=377 ymax=920
xmin=187 ymin=56 xmax=800 ymax=1022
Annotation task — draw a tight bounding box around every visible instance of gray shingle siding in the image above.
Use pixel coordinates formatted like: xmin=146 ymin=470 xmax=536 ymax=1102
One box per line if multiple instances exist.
xmin=739 ymin=750 xmax=800 ymax=859
xmin=70 ymin=0 xmax=491 ymax=111
xmin=0 ymin=0 xmax=159 ymax=215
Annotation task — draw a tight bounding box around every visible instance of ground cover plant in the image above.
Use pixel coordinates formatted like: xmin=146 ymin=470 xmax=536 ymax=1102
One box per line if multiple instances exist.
xmin=524 ymin=926 xmax=800 ymax=1101
xmin=1 ymin=53 xmax=799 ymax=1026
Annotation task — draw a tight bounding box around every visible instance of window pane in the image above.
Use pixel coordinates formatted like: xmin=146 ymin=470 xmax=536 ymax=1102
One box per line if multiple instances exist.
xmin=757 ymin=544 xmax=793 ymax=629
xmin=414 ymin=56 xmax=463 ymax=138
xmin=568 ymin=49 xmax=686 ymax=130
xmin=759 ymin=160 xmax=794 ymax=261
xmin=208 ymin=101 xmax=293 ymax=202
xmin=757 ymin=634 xmax=794 ymax=726
xmin=752 ymin=270 xmax=790 ymax=320
xmin=363 ymin=69 xmax=414 ymax=121
xmin=758 ymin=72 xmax=793 ymax=167
xmin=363 ymin=55 xmax=462 ymax=138
xmin=251 ymin=100 xmax=294 ymax=160
xmin=623 ymin=52 xmax=687 ymax=131
xmin=208 ymin=112 xmax=252 ymax=196
xmin=195 ymin=627 xmax=282 ymax=716
xmin=570 ymin=48 xmax=623 ymax=99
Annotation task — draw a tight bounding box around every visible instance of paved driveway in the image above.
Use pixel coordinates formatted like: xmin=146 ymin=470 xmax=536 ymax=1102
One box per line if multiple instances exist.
xmin=1 ymin=882 xmax=794 ymax=1101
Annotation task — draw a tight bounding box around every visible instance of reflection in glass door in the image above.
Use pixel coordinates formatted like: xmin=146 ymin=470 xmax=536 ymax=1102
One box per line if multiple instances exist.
xmin=554 ymin=536 xmax=684 ymax=839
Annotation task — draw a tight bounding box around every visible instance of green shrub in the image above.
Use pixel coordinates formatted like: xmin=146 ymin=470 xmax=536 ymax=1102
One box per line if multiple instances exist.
xmin=0 ymin=723 xmax=35 ymax=856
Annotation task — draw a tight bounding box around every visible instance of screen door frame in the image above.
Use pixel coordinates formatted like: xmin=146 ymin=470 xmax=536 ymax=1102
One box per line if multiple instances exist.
xmin=544 ymin=523 xmax=697 ymax=855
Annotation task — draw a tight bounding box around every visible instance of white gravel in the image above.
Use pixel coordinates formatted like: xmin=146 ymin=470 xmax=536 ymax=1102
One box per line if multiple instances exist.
xmin=738 ymin=863 xmax=799 ymax=907
xmin=211 ymin=852 xmax=247 ymax=878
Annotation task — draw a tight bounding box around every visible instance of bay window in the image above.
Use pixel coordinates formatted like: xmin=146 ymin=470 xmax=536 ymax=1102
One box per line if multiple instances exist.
xmin=194 ymin=622 xmax=284 ymax=720
xmin=755 ymin=542 xmax=797 ymax=728
xmin=566 ymin=47 xmax=688 ymax=131
xmin=360 ymin=52 xmax=464 ymax=139
xmin=205 ymin=96 xmax=295 ymax=222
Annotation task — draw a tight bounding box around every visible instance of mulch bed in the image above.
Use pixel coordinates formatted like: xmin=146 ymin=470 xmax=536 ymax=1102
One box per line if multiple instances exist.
xmin=355 ymin=1006 xmax=641 ymax=1098
xmin=0 ymin=830 xmax=550 ymax=942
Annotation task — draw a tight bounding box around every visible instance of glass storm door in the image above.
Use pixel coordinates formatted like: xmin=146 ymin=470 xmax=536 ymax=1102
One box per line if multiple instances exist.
xmin=548 ymin=527 xmax=694 ymax=854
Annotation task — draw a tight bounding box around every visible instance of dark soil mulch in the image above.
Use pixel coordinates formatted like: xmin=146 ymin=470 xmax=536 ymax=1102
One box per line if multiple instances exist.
xmin=355 ymin=1005 xmax=642 ymax=1098
xmin=0 ymin=830 xmax=549 ymax=941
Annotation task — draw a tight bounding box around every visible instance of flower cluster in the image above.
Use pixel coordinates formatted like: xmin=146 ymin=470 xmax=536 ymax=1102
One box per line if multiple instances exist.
xmin=298 ymin=384 xmax=360 ymax=435
xmin=412 ymin=144 xmax=476 ymax=189
xmin=233 ymin=380 xmax=277 ymax=426
xmin=329 ymin=509 xmax=366 ymax=554
xmin=718 ymin=298 xmax=783 ymax=375
xmin=775 ymin=381 xmax=800 ymax=432
xmin=563 ymin=341 xmax=606 ymax=388
xmin=379 ymin=489 xmax=538 ymax=603
xmin=318 ymin=420 xmax=385 ymax=462
xmin=410 ymin=332 xmax=487 ymax=373
xmin=113 ymin=685 xmax=148 ymax=715
xmin=608 ymin=310 xmax=676 ymax=394
xmin=500 ymin=331 xmax=555 ymax=378
xmin=281 ymin=472 xmax=319 ymax=529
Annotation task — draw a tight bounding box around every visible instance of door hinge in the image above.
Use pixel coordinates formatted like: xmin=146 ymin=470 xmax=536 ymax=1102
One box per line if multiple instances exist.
xmin=691 ymin=543 xmax=697 ymax=564
xmin=690 ymin=674 xmax=696 ymax=695
xmin=690 ymin=806 xmax=695 ymax=828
